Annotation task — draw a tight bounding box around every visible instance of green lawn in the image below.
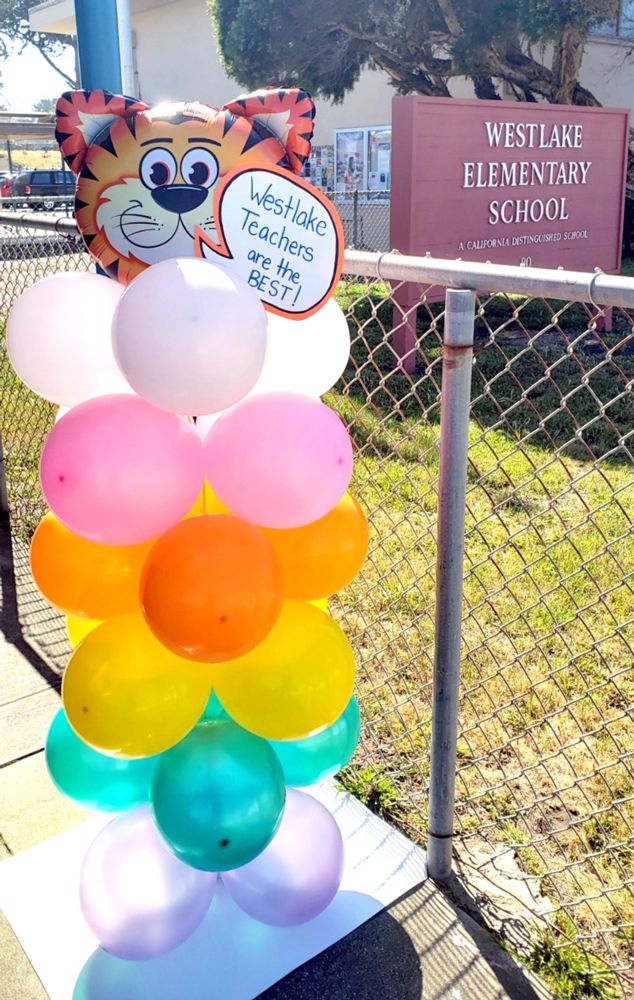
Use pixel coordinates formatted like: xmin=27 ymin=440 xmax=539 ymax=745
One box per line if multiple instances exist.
xmin=330 ymin=278 xmax=633 ymax=998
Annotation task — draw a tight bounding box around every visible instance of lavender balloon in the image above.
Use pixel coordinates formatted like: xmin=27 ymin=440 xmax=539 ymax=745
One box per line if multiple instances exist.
xmin=80 ymin=806 xmax=217 ymax=960
xmin=222 ymin=789 xmax=344 ymax=926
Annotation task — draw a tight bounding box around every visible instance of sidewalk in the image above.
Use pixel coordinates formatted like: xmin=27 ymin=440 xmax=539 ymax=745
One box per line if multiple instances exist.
xmin=0 ymin=522 xmax=552 ymax=1000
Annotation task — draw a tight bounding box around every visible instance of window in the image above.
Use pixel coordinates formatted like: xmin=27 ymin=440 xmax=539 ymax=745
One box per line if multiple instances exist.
xmin=367 ymin=128 xmax=391 ymax=196
xmin=31 ymin=172 xmax=52 ymax=185
xmin=593 ymin=0 xmax=634 ymax=39
xmin=335 ymin=130 xmax=365 ymax=194
xmin=335 ymin=127 xmax=391 ymax=196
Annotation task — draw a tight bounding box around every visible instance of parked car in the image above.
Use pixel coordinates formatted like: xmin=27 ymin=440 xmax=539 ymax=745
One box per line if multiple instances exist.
xmin=11 ymin=169 xmax=75 ymax=210
xmin=1 ymin=173 xmax=12 ymax=206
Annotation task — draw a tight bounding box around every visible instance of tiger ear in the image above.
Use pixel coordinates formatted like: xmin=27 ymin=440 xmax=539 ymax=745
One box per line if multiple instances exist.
xmin=55 ymin=89 xmax=149 ymax=175
xmin=223 ymin=87 xmax=315 ymax=174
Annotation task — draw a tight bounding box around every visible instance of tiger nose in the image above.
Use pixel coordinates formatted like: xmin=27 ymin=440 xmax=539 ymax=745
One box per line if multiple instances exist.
xmin=151 ymin=184 xmax=208 ymax=214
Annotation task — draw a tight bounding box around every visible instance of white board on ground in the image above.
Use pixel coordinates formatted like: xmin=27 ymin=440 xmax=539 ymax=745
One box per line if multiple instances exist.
xmin=0 ymin=781 xmax=426 ymax=1000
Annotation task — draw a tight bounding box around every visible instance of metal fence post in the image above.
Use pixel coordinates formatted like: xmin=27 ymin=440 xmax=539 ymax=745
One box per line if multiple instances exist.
xmin=0 ymin=430 xmax=8 ymax=520
xmin=427 ymin=288 xmax=476 ymax=882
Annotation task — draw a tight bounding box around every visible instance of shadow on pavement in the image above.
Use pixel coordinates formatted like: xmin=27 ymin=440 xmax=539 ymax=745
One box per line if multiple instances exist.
xmin=0 ymin=514 xmax=64 ymax=691
xmin=262 ymin=880 xmax=549 ymax=1000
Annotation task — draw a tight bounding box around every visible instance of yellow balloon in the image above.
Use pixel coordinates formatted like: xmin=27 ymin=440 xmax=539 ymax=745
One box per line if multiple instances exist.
xmin=183 ymin=487 xmax=206 ymax=519
xmin=62 ymin=613 xmax=212 ymax=758
xmin=65 ymin=614 xmax=103 ymax=648
xmin=310 ymin=599 xmax=329 ymax=613
xmin=214 ymin=600 xmax=355 ymax=741
xmin=204 ymin=480 xmax=231 ymax=514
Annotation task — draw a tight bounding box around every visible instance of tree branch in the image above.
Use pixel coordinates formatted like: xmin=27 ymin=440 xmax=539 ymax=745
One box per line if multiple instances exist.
xmin=484 ymin=45 xmax=601 ymax=106
xmin=435 ymin=0 xmax=462 ymax=37
xmin=471 ymin=75 xmax=500 ymax=100
xmin=34 ymin=43 xmax=76 ymax=89
xmin=552 ymin=26 xmax=587 ymax=104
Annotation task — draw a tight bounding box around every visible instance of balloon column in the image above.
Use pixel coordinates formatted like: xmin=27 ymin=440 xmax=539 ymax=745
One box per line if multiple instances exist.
xmin=5 ymin=87 xmax=369 ymax=961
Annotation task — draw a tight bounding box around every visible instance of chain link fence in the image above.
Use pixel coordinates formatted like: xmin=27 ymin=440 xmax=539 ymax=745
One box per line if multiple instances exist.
xmin=330 ymin=191 xmax=390 ymax=252
xmin=0 ymin=214 xmax=632 ymax=998
xmin=332 ymin=263 xmax=633 ymax=999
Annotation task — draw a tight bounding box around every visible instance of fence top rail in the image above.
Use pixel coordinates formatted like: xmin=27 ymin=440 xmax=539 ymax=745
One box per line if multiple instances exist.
xmin=0 ymin=210 xmax=78 ymax=235
xmin=2 ymin=210 xmax=634 ymax=310
xmin=344 ymin=249 xmax=634 ymax=310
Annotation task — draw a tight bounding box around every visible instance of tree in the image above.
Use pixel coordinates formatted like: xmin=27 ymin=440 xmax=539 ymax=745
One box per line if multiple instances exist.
xmin=208 ymin=0 xmax=620 ymax=107
xmin=0 ymin=0 xmax=76 ymax=89
xmin=32 ymin=96 xmax=56 ymax=112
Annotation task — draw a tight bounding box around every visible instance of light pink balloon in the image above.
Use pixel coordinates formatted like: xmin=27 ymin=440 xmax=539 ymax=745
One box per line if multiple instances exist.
xmin=222 ymin=789 xmax=344 ymax=926
xmin=112 ymin=258 xmax=268 ymax=415
xmin=6 ymin=272 xmax=130 ymax=405
xmin=203 ymin=392 xmax=353 ymax=528
xmin=250 ymin=299 xmax=351 ymax=398
xmin=40 ymin=395 xmax=204 ymax=544
xmin=80 ymin=806 xmax=217 ymax=960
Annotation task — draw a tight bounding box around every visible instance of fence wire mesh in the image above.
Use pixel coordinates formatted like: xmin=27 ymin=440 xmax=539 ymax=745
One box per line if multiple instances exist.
xmin=330 ymin=191 xmax=391 ymax=251
xmin=0 ymin=216 xmax=632 ymax=998
xmin=331 ymin=272 xmax=634 ymax=998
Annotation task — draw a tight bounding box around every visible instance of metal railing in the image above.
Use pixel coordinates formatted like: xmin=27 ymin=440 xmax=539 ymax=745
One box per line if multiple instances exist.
xmin=0 ymin=213 xmax=632 ymax=997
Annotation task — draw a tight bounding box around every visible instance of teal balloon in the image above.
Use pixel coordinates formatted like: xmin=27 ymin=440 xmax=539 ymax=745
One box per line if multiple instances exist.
xmin=269 ymin=696 xmax=361 ymax=787
xmin=150 ymin=719 xmax=285 ymax=872
xmin=201 ymin=690 xmax=229 ymax=721
xmin=45 ymin=708 xmax=158 ymax=811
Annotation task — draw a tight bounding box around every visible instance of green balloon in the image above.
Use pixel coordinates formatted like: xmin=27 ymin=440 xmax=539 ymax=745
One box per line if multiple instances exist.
xmin=269 ymin=696 xmax=360 ymax=787
xmin=150 ymin=719 xmax=285 ymax=872
xmin=45 ymin=708 xmax=158 ymax=811
xmin=201 ymin=690 xmax=229 ymax=721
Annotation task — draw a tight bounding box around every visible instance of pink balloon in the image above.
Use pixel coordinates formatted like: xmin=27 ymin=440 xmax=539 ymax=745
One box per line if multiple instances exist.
xmin=222 ymin=789 xmax=344 ymax=926
xmin=80 ymin=806 xmax=217 ymax=960
xmin=40 ymin=395 xmax=204 ymax=544
xmin=203 ymin=393 xmax=353 ymax=529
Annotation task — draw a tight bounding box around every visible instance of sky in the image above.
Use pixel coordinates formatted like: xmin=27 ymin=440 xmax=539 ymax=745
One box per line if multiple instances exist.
xmin=1 ymin=41 xmax=76 ymax=111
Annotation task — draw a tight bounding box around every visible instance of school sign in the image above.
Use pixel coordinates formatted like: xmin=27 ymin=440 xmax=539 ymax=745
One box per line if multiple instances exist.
xmin=390 ymin=96 xmax=629 ymax=272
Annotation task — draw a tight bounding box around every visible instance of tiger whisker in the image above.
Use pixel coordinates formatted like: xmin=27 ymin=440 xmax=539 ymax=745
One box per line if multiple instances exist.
xmin=116 ymin=211 xmax=154 ymax=222
xmin=120 ymin=225 xmax=163 ymax=237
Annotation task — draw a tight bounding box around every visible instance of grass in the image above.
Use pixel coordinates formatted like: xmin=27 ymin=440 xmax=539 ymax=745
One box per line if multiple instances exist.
xmin=620 ymin=257 xmax=634 ymax=279
xmin=530 ymin=929 xmax=619 ymax=1000
xmin=1 ymin=258 xmax=632 ymax=996
xmin=328 ymin=277 xmax=634 ymax=997
xmin=337 ymin=765 xmax=402 ymax=818
xmin=1 ymin=149 xmax=63 ymax=173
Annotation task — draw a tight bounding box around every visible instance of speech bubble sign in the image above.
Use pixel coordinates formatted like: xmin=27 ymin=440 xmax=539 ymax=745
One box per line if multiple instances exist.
xmin=195 ymin=165 xmax=344 ymax=320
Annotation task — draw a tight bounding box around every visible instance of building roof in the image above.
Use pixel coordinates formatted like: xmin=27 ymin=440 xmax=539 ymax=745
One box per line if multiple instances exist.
xmin=30 ymin=0 xmax=175 ymax=35
xmin=0 ymin=112 xmax=54 ymax=141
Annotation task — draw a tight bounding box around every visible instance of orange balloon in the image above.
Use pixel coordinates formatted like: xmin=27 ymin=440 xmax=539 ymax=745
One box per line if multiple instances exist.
xmin=140 ymin=515 xmax=283 ymax=663
xmin=262 ymin=493 xmax=369 ymax=600
xmin=30 ymin=513 xmax=152 ymax=620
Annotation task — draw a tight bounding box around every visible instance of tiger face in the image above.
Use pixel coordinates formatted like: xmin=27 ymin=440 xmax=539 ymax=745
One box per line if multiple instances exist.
xmin=56 ymin=89 xmax=315 ymax=284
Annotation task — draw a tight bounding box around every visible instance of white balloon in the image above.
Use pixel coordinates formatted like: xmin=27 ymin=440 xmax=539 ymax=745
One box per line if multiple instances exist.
xmin=6 ymin=272 xmax=129 ymax=406
xmin=112 ymin=258 xmax=268 ymax=415
xmin=250 ymin=298 xmax=350 ymax=398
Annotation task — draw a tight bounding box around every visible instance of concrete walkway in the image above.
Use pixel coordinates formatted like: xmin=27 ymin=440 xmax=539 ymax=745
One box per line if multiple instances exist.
xmin=0 ymin=520 xmax=552 ymax=1000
